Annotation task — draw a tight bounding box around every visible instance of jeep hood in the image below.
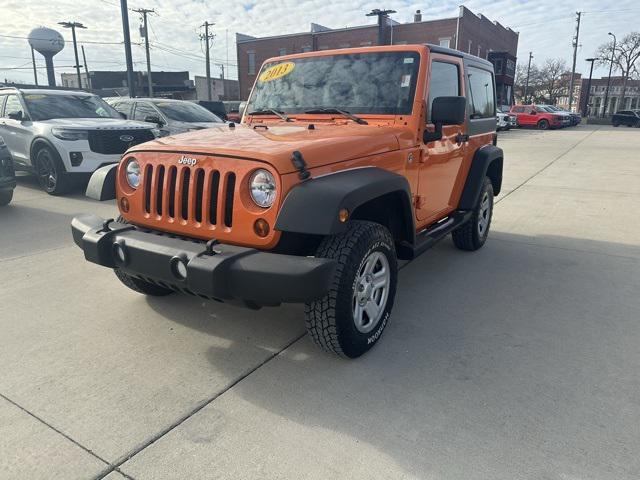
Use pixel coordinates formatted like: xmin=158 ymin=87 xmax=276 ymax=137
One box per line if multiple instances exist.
xmin=129 ymin=123 xmax=414 ymax=174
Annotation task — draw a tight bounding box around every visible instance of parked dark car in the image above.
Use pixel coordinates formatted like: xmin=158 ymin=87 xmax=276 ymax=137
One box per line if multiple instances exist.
xmin=0 ymin=135 xmax=16 ymax=206
xmin=223 ymin=101 xmax=246 ymax=123
xmin=612 ymin=110 xmax=640 ymax=127
xmin=191 ymin=100 xmax=228 ymax=121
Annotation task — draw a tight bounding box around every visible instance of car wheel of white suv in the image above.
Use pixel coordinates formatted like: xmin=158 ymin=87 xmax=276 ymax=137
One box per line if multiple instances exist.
xmin=34 ymin=145 xmax=73 ymax=195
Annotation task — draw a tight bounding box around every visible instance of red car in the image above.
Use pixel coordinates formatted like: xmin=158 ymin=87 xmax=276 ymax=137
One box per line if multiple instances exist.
xmin=509 ymin=105 xmax=563 ymax=130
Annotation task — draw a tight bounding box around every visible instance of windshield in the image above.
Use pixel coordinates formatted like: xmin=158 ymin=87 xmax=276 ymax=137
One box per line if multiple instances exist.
xmin=24 ymin=94 xmax=121 ymax=121
xmin=247 ymin=51 xmax=421 ymax=116
xmin=155 ymin=102 xmax=222 ymax=123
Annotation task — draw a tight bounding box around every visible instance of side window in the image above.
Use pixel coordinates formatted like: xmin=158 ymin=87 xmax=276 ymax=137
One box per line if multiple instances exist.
xmin=513 ymin=106 xmax=524 ymax=113
xmin=466 ymin=66 xmax=495 ymax=119
xmin=427 ymin=61 xmax=459 ymax=122
xmin=133 ymin=103 xmax=158 ymax=122
xmin=3 ymin=95 xmax=24 ymax=119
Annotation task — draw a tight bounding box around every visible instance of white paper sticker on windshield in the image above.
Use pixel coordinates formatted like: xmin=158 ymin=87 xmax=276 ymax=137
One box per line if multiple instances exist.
xmin=401 ymin=75 xmax=411 ymax=87
xmin=403 ymin=57 xmax=414 ymax=64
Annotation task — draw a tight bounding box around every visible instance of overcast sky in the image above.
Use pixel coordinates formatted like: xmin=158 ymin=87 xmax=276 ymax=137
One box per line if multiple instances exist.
xmin=1 ymin=0 xmax=639 ymax=85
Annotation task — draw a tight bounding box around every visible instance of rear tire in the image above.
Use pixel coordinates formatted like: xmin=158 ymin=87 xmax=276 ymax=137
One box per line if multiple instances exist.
xmin=612 ymin=121 xmax=620 ymax=127
xmin=33 ymin=145 xmax=73 ymax=195
xmin=305 ymin=221 xmax=398 ymax=358
xmin=452 ymin=177 xmax=494 ymax=251
xmin=537 ymin=119 xmax=549 ymax=130
xmin=0 ymin=189 xmax=13 ymax=206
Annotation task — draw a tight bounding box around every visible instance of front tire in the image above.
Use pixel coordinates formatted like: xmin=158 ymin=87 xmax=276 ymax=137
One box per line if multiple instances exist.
xmin=33 ymin=145 xmax=72 ymax=195
xmin=537 ymin=119 xmax=549 ymax=130
xmin=0 ymin=189 xmax=13 ymax=206
xmin=305 ymin=221 xmax=398 ymax=358
xmin=452 ymin=177 xmax=494 ymax=251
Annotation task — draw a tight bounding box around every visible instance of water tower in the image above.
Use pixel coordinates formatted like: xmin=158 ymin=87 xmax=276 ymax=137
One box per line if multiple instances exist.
xmin=28 ymin=27 xmax=65 ymax=86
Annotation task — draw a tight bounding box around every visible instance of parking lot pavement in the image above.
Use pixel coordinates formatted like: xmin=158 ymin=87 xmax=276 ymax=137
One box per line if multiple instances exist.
xmin=0 ymin=125 xmax=639 ymax=479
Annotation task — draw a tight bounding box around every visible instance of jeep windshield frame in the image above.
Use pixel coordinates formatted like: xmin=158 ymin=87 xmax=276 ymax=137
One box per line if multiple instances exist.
xmin=246 ymin=51 xmax=421 ymax=117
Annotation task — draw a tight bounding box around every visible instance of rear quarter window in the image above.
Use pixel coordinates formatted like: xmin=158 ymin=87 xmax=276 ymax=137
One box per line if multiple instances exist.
xmin=466 ymin=66 xmax=495 ymax=119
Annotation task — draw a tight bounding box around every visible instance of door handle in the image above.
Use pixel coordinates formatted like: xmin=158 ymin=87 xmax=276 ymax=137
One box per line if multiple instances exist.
xmin=455 ymin=133 xmax=469 ymax=144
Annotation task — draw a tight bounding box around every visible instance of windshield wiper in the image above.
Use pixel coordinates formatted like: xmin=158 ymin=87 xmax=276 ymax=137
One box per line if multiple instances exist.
xmin=304 ymin=108 xmax=368 ymax=125
xmin=247 ymin=108 xmax=291 ymax=122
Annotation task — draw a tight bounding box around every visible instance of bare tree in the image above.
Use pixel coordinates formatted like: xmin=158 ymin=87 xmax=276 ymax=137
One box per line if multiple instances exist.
xmin=596 ymin=32 xmax=640 ymax=109
xmin=537 ymin=58 xmax=568 ymax=104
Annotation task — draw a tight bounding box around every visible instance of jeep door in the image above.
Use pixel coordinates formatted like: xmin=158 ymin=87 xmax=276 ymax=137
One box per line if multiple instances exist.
xmin=0 ymin=94 xmax=32 ymax=165
xmin=416 ymin=55 xmax=466 ymax=223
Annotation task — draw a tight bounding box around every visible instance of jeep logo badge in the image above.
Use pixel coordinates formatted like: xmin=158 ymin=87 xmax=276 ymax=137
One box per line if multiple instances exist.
xmin=119 ymin=135 xmax=134 ymax=142
xmin=178 ymin=156 xmax=197 ymax=166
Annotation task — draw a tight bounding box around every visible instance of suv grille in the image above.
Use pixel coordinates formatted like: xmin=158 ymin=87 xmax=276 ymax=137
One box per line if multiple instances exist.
xmin=142 ymin=164 xmax=236 ymax=228
xmin=88 ymin=129 xmax=154 ymax=155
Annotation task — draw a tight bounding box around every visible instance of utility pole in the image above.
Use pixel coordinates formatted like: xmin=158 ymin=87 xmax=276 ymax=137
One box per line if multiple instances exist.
xmin=524 ymin=52 xmax=533 ymax=104
xmin=583 ymin=57 xmax=597 ymax=117
xmin=200 ymin=21 xmax=215 ymax=101
xmin=81 ymin=45 xmax=91 ymax=90
xmin=366 ymin=9 xmax=396 ymax=46
xmin=30 ymin=46 xmax=38 ymax=86
xmin=58 ymin=21 xmax=87 ymax=89
xmin=120 ymin=0 xmax=136 ymax=97
xmin=568 ymin=11 xmax=581 ymax=111
xmin=603 ymin=32 xmax=616 ymax=117
xmin=134 ymin=8 xmax=155 ymax=97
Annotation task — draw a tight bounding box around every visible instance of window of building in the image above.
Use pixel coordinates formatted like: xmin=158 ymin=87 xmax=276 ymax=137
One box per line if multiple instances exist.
xmin=301 ymin=45 xmax=312 ymax=52
xmin=247 ymin=51 xmax=256 ymax=75
xmin=494 ymin=59 xmax=503 ymax=74
xmin=477 ymin=45 xmax=482 ymax=57
xmin=278 ymin=48 xmax=287 ymax=56
xmin=427 ymin=61 xmax=459 ymax=121
xmin=466 ymin=66 xmax=495 ymax=118
xmin=360 ymin=41 xmax=372 ymax=47
xmin=438 ymin=37 xmax=451 ymax=48
xmin=468 ymin=40 xmax=472 ymax=54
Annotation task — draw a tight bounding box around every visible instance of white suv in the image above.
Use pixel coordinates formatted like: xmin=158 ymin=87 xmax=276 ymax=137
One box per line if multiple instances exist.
xmin=0 ymin=88 xmax=157 ymax=195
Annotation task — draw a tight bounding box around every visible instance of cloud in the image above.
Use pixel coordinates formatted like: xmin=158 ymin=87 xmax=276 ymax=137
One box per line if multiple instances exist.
xmin=1 ymin=0 xmax=638 ymax=84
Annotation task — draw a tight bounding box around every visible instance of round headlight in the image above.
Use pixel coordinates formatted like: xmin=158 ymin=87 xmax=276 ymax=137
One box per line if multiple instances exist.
xmin=125 ymin=158 xmax=141 ymax=188
xmin=249 ymin=169 xmax=276 ymax=208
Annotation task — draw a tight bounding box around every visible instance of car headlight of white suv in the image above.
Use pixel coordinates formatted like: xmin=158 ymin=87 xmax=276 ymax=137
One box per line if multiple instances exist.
xmin=51 ymin=128 xmax=89 ymax=141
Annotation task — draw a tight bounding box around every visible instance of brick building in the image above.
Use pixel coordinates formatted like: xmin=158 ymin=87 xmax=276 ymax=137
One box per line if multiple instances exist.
xmin=236 ymin=6 xmax=519 ymax=100
xmin=578 ymin=76 xmax=640 ymax=116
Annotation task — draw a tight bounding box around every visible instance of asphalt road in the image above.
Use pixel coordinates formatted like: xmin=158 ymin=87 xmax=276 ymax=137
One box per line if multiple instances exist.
xmin=1 ymin=125 xmax=639 ymax=480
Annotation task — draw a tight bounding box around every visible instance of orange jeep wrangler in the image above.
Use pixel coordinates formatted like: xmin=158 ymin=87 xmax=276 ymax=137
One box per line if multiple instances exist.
xmin=72 ymin=45 xmax=503 ymax=358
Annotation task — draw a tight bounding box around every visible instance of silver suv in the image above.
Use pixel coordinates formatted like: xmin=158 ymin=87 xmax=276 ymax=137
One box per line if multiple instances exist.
xmin=106 ymin=98 xmax=224 ymax=137
xmin=0 ymin=88 xmax=157 ymax=195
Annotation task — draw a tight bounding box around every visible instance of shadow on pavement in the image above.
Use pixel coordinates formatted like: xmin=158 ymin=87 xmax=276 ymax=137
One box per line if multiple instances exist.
xmin=136 ymin=231 xmax=639 ymax=479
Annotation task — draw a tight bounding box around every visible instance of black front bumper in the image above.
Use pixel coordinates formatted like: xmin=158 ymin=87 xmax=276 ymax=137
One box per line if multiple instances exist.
xmin=71 ymin=214 xmax=336 ymax=308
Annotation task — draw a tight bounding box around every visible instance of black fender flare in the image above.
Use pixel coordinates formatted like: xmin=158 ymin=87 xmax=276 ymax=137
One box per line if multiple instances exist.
xmin=458 ymin=145 xmax=503 ymax=210
xmin=275 ymin=167 xmax=415 ymax=240
xmin=29 ymin=136 xmax=61 ymax=165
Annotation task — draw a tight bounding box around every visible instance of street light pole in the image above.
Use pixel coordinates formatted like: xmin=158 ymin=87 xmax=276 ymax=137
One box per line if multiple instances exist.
xmin=120 ymin=0 xmax=136 ymax=98
xmin=200 ymin=21 xmax=215 ymax=101
xmin=366 ymin=9 xmax=396 ymax=46
xmin=583 ymin=58 xmax=597 ymax=117
xmin=58 ymin=21 xmax=87 ymax=89
xmin=524 ymin=52 xmax=533 ymax=104
xmin=134 ymin=8 xmax=155 ymax=97
xmin=603 ymin=32 xmax=616 ymax=117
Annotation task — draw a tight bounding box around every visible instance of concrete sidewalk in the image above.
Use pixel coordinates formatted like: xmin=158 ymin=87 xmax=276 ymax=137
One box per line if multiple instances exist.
xmin=1 ymin=125 xmax=638 ymax=479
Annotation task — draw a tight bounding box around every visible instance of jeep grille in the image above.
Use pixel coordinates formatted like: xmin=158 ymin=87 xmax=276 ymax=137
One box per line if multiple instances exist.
xmin=88 ymin=129 xmax=155 ymax=155
xmin=142 ymin=164 xmax=236 ymax=228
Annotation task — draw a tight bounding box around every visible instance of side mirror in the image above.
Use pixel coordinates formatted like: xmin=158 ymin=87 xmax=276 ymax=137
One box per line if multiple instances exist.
xmin=530 ymin=110 xmax=537 ymax=115
xmin=8 ymin=111 xmax=23 ymax=121
xmin=424 ymin=96 xmax=466 ymax=143
xmin=144 ymin=115 xmax=164 ymax=126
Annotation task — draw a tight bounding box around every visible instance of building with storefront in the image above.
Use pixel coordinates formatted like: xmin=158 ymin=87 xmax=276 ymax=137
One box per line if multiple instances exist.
xmin=236 ymin=6 xmax=519 ymax=100
xmin=578 ymin=76 xmax=640 ymax=116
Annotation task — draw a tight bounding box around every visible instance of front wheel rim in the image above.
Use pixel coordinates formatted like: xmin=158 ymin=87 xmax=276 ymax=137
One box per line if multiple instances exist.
xmin=477 ymin=191 xmax=491 ymax=237
xmin=37 ymin=152 xmax=57 ymax=191
xmin=352 ymin=251 xmax=390 ymax=334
